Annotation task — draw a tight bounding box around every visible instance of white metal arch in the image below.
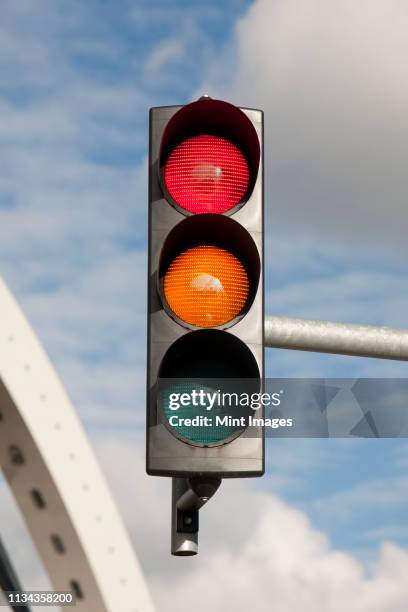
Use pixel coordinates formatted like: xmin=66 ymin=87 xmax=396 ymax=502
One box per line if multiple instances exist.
xmin=0 ymin=276 xmax=154 ymax=612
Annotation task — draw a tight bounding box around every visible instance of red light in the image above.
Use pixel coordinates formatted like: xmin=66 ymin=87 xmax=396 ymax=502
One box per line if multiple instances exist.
xmin=164 ymin=134 xmax=249 ymax=214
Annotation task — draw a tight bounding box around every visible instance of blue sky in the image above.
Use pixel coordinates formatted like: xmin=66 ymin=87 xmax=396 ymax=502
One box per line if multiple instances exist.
xmin=1 ymin=1 xmax=408 ymax=610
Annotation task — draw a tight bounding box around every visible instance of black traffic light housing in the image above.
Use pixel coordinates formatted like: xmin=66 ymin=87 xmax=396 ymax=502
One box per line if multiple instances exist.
xmin=147 ymin=98 xmax=264 ymax=478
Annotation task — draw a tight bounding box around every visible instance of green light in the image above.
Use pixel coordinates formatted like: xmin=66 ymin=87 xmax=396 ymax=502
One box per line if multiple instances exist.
xmin=160 ymin=381 xmax=248 ymax=444
xmin=158 ymin=330 xmax=260 ymax=446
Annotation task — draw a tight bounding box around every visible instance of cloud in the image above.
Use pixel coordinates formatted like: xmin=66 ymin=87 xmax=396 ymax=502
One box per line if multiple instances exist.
xmin=3 ymin=432 xmax=408 ymax=612
xmin=156 ymin=537 xmax=408 ymax=612
xmin=95 ymin=435 xmax=408 ymax=612
xmin=0 ymin=1 xmax=152 ymax=433
xmin=268 ymin=267 xmax=408 ymax=327
xmin=144 ymin=37 xmax=185 ymax=74
xmin=203 ymin=0 xmax=408 ymax=251
xmin=313 ymin=476 xmax=408 ymax=523
xmin=0 ymin=4 xmax=408 ymax=610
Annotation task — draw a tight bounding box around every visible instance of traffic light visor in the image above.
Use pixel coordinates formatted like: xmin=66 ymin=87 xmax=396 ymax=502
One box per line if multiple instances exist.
xmin=159 ymin=98 xmax=260 ymax=215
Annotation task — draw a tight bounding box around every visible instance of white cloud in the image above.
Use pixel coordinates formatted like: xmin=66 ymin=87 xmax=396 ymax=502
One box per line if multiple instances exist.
xmin=3 ymin=433 xmax=408 ymax=611
xmin=203 ymin=0 xmax=408 ymax=250
xmin=95 ymin=436 xmax=408 ymax=612
xmin=268 ymin=269 xmax=408 ymax=326
xmin=0 ymin=1 xmax=150 ymax=435
xmin=0 ymin=3 xmax=408 ymax=610
xmin=144 ymin=38 xmax=185 ymax=74
xmin=313 ymin=476 xmax=408 ymax=523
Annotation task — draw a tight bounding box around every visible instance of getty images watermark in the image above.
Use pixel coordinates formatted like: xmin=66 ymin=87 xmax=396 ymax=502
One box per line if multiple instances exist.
xmin=159 ymin=379 xmax=408 ymax=438
xmin=167 ymin=388 xmax=294 ymax=430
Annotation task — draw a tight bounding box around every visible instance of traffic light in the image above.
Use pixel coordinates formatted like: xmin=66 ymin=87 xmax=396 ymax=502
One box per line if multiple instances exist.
xmin=147 ymin=97 xmax=264 ymax=478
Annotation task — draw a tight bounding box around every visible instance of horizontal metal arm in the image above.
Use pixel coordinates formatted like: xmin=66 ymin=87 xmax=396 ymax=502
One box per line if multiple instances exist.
xmin=265 ymin=315 xmax=408 ymax=361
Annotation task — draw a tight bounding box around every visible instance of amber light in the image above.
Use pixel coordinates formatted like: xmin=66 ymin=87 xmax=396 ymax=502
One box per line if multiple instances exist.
xmin=163 ymin=134 xmax=250 ymax=214
xmin=163 ymin=245 xmax=249 ymax=328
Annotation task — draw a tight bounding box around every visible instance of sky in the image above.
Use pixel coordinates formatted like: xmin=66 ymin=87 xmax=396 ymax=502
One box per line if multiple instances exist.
xmin=1 ymin=0 xmax=408 ymax=610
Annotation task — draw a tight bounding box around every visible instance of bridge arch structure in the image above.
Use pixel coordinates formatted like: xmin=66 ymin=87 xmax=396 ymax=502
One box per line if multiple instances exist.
xmin=0 ymin=277 xmax=154 ymax=612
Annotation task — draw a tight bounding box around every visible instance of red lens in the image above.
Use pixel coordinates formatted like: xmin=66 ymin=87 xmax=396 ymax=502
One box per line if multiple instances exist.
xmin=164 ymin=134 xmax=249 ymax=214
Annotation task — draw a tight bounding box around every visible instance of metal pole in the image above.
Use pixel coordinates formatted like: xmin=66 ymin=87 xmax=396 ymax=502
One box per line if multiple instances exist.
xmin=265 ymin=315 xmax=408 ymax=361
xmin=171 ymin=477 xmax=221 ymax=556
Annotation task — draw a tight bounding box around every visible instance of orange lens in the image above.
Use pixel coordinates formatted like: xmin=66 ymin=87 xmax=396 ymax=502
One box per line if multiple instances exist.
xmin=163 ymin=245 xmax=249 ymax=327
